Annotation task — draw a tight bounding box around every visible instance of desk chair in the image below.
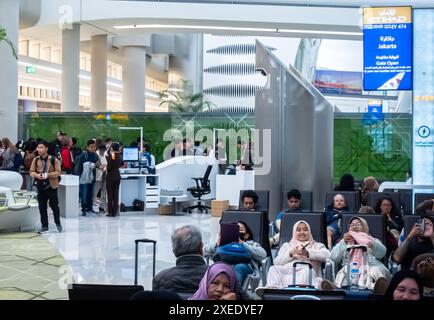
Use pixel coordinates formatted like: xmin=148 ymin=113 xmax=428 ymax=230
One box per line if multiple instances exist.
xmin=184 ymin=165 xmax=213 ymax=213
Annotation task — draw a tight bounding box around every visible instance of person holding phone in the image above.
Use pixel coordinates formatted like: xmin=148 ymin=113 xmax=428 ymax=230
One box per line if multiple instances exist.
xmin=393 ymin=216 xmax=434 ymax=270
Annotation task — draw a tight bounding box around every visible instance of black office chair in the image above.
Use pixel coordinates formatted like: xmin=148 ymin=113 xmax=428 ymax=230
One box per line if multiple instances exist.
xmin=184 ymin=165 xmax=213 ymax=213
xmin=68 ymin=284 xmax=144 ymax=300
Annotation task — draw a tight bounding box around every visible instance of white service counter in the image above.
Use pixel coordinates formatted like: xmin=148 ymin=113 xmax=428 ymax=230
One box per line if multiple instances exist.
xmin=120 ymin=174 xmax=160 ymax=209
xmin=216 ymin=170 xmax=255 ymax=206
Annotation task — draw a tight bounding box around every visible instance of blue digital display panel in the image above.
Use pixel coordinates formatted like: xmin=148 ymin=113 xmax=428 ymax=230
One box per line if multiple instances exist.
xmin=363 ymin=7 xmax=412 ymax=91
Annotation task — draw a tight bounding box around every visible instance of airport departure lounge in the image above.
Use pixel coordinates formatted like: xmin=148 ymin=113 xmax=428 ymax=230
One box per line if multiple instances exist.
xmin=1 ymin=0 xmax=434 ymax=304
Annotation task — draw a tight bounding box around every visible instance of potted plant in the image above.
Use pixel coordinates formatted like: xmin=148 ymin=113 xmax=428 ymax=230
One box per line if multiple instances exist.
xmin=159 ymin=79 xmax=216 ymax=112
xmin=0 ymin=26 xmax=18 ymax=59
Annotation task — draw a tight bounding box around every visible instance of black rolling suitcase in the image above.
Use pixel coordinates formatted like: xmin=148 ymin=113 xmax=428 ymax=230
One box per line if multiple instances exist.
xmin=134 ymin=238 xmax=157 ymax=285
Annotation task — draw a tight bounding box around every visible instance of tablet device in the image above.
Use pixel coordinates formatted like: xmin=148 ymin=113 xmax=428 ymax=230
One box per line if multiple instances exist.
xmin=219 ymin=222 xmax=240 ymax=246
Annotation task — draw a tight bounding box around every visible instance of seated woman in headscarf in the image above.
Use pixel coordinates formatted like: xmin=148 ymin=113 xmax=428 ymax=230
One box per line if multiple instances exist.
xmin=189 ymin=262 xmax=237 ymax=300
xmin=266 ymin=220 xmax=330 ymax=289
xmin=331 ymin=216 xmax=391 ymax=290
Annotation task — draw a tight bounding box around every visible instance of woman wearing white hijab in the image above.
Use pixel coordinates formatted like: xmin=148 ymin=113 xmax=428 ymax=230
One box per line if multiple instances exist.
xmin=266 ymin=220 xmax=330 ymax=288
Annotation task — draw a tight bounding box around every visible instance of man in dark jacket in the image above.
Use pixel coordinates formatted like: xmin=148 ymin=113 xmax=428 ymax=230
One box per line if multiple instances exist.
xmin=48 ymin=131 xmax=66 ymax=160
xmin=152 ymin=225 xmax=207 ymax=293
xmin=76 ymin=140 xmax=99 ymax=216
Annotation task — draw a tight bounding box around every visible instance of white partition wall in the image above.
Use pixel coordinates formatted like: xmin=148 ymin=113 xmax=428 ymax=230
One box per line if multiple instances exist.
xmin=255 ymin=40 xmax=333 ymax=218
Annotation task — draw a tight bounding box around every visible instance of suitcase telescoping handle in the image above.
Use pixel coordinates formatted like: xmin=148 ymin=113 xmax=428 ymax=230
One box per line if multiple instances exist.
xmin=134 ymin=239 xmax=157 ymax=286
xmin=346 ymin=244 xmax=368 ymax=252
xmin=292 ymin=261 xmax=313 ymax=287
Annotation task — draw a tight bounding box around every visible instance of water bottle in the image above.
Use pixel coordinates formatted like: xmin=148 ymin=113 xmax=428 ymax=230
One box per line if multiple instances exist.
xmin=350 ymin=261 xmax=359 ymax=291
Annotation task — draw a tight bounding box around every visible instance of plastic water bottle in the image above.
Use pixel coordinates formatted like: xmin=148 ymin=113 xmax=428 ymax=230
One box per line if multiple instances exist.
xmin=350 ymin=261 xmax=359 ymax=291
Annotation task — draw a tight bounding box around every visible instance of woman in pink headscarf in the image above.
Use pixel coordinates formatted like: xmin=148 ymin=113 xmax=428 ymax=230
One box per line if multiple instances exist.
xmin=189 ymin=262 xmax=237 ymax=300
xmin=331 ymin=216 xmax=391 ymax=290
xmin=266 ymin=220 xmax=330 ymax=288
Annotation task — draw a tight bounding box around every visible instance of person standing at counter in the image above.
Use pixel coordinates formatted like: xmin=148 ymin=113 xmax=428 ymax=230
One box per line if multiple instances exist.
xmin=106 ymin=143 xmax=122 ymax=217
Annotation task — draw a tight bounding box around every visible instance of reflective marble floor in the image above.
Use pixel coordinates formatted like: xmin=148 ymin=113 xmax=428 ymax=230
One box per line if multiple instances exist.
xmin=41 ymin=211 xmax=220 ymax=290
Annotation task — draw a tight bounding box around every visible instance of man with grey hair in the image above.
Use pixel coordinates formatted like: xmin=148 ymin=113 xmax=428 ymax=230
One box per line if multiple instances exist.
xmin=152 ymin=225 xmax=207 ymax=292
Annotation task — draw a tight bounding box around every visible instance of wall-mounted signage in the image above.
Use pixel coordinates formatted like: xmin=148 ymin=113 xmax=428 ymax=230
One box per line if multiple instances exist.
xmin=363 ymin=7 xmax=412 ymax=91
xmin=25 ymin=66 xmax=36 ymax=74
xmin=367 ymin=99 xmax=383 ymax=113
xmin=413 ymin=9 xmax=434 ymax=188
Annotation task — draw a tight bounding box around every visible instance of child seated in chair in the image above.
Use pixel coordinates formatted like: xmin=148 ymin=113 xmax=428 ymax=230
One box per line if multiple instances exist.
xmin=205 ymin=221 xmax=266 ymax=291
xmin=266 ymin=220 xmax=330 ymax=289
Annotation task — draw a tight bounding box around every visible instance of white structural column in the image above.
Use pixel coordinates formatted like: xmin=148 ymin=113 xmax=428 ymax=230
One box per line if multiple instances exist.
xmin=61 ymin=23 xmax=80 ymax=112
xmin=0 ymin=0 xmax=19 ymax=142
xmin=122 ymin=46 xmax=146 ymax=112
xmin=91 ymin=34 xmax=107 ymax=112
xmin=113 ymin=35 xmax=151 ymax=112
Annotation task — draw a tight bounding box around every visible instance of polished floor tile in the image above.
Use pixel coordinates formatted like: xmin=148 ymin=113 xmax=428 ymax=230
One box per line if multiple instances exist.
xmin=42 ymin=212 xmax=220 ymax=290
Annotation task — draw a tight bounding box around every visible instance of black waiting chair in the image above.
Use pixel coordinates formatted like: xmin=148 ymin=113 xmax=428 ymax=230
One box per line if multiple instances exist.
xmin=401 ymin=190 xmax=413 ymax=215
xmin=341 ymin=213 xmax=387 ymax=246
xmin=281 ymin=190 xmax=313 ymax=211
xmin=220 ymin=210 xmax=272 ymax=287
xmin=403 ymin=214 xmax=421 ymax=239
xmin=325 ymin=191 xmax=360 ymax=212
xmin=367 ymin=192 xmax=401 ymax=213
xmin=238 ymin=190 xmax=270 ymax=213
xmin=221 ymin=210 xmax=270 ymax=256
xmin=414 ymin=193 xmax=434 ymax=213
xmin=278 ymin=212 xmax=326 ymax=248
xmin=68 ymin=284 xmax=144 ymax=300
xmin=183 ymin=165 xmax=213 ymax=213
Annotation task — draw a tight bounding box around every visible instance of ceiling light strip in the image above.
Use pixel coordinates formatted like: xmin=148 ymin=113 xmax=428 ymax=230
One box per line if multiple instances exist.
xmin=114 ymin=24 xmax=362 ymax=36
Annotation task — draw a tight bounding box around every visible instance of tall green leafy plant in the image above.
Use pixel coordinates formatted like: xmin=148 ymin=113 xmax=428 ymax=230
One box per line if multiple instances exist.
xmin=0 ymin=26 xmax=18 ymax=59
xmin=159 ymin=79 xmax=216 ymax=112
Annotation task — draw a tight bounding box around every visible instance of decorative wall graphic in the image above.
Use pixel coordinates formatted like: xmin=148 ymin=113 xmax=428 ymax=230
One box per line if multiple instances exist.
xmin=204 ymin=63 xmax=257 ymax=75
xmin=203 ymin=84 xmax=263 ymax=97
xmin=206 ymin=43 xmax=276 ymax=55
xmin=203 ymin=35 xmax=300 ymax=111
